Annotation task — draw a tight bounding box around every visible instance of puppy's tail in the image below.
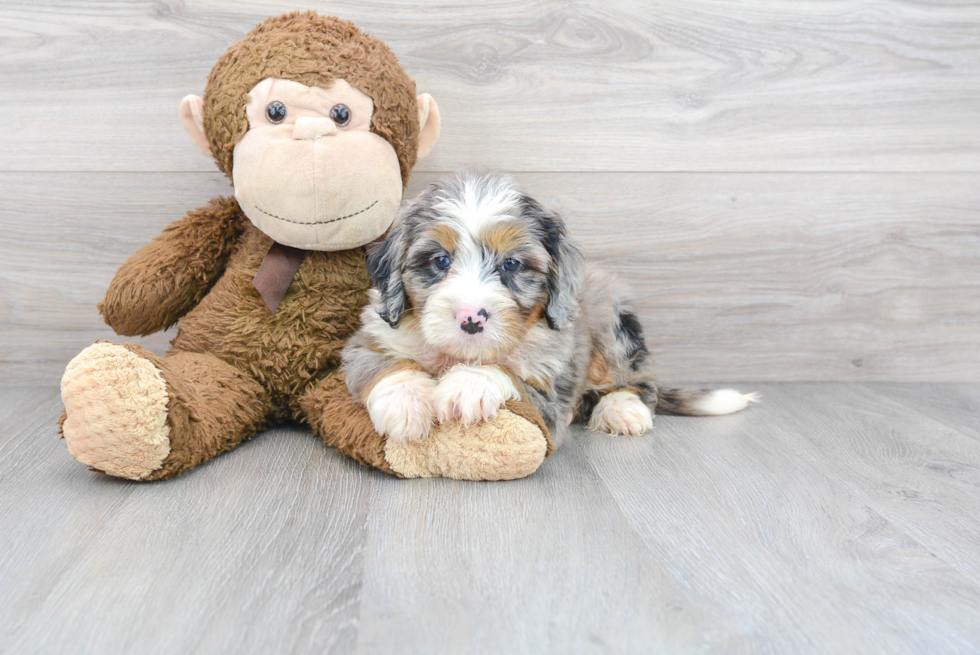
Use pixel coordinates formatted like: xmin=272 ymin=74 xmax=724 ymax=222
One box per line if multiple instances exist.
xmin=656 ymin=388 xmax=759 ymax=416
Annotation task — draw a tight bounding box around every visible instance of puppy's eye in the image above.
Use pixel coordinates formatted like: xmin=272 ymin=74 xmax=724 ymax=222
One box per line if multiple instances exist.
xmin=501 ymin=258 xmax=521 ymax=273
xmin=266 ymin=101 xmax=287 ymax=124
xmin=433 ymin=255 xmax=451 ymax=271
xmin=330 ymin=104 xmax=351 ymax=126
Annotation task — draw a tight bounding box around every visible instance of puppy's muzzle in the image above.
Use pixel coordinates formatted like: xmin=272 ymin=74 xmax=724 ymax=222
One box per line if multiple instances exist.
xmin=457 ymin=307 xmax=490 ymax=335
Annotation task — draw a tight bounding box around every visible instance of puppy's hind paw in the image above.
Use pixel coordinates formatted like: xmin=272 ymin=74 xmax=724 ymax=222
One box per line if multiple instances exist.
xmin=433 ymin=364 xmax=521 ymax=427
xmin=589 ymin=390 xmax=653 ymax=436
xmin=366 ymin=369 xmax=437 ymax=443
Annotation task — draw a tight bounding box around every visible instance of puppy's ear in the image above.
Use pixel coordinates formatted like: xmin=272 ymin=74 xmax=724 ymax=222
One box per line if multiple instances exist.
xmin=367 ymin=221 xmax=408 ymax=328
xmin=521 ymin=195 xmax=585 ymax=330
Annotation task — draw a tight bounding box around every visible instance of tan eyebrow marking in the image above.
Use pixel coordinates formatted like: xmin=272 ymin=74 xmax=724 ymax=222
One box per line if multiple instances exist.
xmin=481 ymin=221 xmax=526 ymax=254
xmin=426 ymin=223 xmax=459 ymax=253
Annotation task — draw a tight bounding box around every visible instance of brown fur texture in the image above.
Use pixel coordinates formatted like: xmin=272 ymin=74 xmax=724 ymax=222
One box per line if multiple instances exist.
xmin=167 ymin=221 xmax=370 ymax=419
xmin=99 ymin=196 xmax=246 ymax=336
xmin=120 ymin=344 xmax=272 ymax=481
xmin=298 ymin=369 xmax=397 ymax=476
xmin=98 ymin=212 xmax=383 ymax=478
xmin=204 ymin=11 xmax=420 ymax=186
xmin=59 ymin=11 xmax=551 ymax=481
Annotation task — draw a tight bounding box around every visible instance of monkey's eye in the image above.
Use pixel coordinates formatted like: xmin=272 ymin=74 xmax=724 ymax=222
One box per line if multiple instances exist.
xmin=266 ymin=101 xmax=287 ymax=124
xmin=501 ymin=258 xmax=521 ymax=273
xmin=330 ymin=104 xmax=351 ymax=126
xmin=433 ymin=255 xmax=451 ymax=271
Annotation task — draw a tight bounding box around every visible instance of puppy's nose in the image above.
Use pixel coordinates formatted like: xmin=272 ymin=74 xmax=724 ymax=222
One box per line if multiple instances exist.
xmin=456 ymin=307 xmax=490 ymax=334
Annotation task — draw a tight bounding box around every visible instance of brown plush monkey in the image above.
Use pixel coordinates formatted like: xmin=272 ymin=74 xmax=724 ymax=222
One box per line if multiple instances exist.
xmin=59 ymin=12 xmax=551 ymax=481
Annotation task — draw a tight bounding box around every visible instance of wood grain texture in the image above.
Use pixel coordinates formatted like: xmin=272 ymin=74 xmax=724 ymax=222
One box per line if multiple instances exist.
xmin=2 ymin=384 xmax=980 ymax=653
xmin=356 ymin=442 xmax=698 ymax=653
xmin=2 ymin=171 xmax=977 ymax=385
xmin=1 ymin=0 xmax=978 ymax=172
xmin=759 ymin=384 xmax=980 ymax=587
xmin=861 ymin=383 xmax=980 ymax=443
xmin=0 ymin=389 xmax=372 ymax=654
xmin=582 ymin=390 xmax=980 ymax=653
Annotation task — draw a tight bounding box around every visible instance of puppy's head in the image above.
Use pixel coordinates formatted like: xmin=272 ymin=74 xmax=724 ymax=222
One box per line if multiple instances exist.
xmin=368 ymin=171 xmax=584 ymax=362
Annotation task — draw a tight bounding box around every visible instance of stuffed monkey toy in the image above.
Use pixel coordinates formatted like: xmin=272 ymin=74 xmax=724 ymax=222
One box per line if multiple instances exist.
xmin=59 ymin=12 xmax=552 ymax=481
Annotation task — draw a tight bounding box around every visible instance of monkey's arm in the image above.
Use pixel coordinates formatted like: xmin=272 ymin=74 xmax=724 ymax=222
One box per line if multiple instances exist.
xmin=99 ymin=196 xmax=246 ymax=336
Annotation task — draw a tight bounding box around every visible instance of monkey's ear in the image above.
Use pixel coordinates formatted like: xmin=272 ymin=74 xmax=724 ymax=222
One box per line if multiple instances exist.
xmin=179 ymin=95 xmax=212 ymax=157
xmin=416 ymin=94 xmax=441 ymax=159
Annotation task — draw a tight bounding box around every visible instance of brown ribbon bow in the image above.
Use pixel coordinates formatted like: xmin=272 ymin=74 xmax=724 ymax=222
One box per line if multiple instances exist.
xmin=252 ymin=241 xmax=308 ymax=314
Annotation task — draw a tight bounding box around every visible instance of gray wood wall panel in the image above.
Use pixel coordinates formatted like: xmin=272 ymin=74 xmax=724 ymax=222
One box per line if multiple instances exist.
xmin=1 ymin=0 xmax=978 ymax=172
xmin=1 ymin=171 xmax=977 ymax=384
xmin=1 ymin=0 xmax=978 ymax=384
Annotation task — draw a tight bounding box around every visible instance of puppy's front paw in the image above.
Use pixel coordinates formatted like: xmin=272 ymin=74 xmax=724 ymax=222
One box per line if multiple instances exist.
xmin=433 ymin=364 xmax=522 ymax=427
xmin=365 ymin=369 xmax=436 ymax=443
xmin=589 ymin=390 xmax=654 ymax=436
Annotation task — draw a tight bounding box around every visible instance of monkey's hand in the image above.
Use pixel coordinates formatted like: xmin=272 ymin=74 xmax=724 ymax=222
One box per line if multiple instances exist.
xmin=99 ymin=196 xmax=245 ymax=336
xmin=433 ymin=364 xmax=523 ymax=427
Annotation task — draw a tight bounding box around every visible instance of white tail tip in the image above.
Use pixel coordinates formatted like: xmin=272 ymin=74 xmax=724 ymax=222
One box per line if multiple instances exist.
xmin=695 ymin=389 xmax=759 ymax=416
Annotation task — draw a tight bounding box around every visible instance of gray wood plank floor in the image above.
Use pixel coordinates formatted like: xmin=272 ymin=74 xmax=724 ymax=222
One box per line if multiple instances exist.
xmin=2 ymin=384 xmax=979 ymax=654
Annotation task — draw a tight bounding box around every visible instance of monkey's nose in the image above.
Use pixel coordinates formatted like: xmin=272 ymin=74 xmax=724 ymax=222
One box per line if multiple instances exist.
xmin=292 ymin=117 xmax=337 ymax=140
xmin=456 ymin=307 xmax=490 ymax=334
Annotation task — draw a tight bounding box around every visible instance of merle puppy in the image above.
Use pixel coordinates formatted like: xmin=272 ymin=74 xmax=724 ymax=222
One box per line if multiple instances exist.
xmin=342 ymin=171 xmax=755 ymax=448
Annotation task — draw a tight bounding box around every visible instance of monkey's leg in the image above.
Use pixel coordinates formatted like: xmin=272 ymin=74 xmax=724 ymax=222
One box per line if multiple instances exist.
xmin=61 ymin=343 xmax=271 ymax=481
xmin=297 ymin=369 xmax=554 ymax=480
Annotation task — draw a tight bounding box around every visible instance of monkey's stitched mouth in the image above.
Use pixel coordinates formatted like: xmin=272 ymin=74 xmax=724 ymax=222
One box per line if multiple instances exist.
xmin=254 ymin=200 xmax=379 ymax=226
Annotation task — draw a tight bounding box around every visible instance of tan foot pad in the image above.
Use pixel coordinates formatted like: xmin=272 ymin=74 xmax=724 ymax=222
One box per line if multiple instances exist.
xmin=384 ymin=408 xmax=548 ymax=480
xmin=61 ymin=343 xmax=171 ymax=480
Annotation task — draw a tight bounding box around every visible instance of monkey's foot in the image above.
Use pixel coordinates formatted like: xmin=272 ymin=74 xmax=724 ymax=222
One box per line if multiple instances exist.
xmin=383 ymin=400 xmax=552 ymax=480
xmin=61 ymin=343 xmax=171 ymax=480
